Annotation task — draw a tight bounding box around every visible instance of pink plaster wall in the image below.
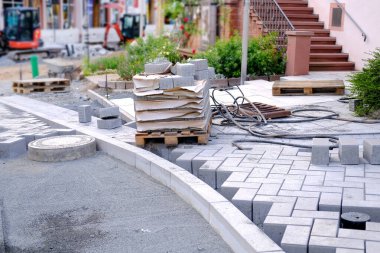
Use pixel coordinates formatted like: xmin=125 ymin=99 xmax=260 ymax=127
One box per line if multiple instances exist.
xmin=308 ymin=0 xmax=380 ymax=70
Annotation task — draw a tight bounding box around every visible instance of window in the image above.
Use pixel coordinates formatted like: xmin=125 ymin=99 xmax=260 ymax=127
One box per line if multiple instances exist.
xmin=62 ymin=0 xmax=75 ymax=29
xmin=330 ymin=3 xmax=345 ymax=30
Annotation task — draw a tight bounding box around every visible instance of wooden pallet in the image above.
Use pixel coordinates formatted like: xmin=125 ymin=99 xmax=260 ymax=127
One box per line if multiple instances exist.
xmin=13 ymin=86 xmax=69 ymax=94
xmin=272 ymin=80 xmax=345 ymax=96
xmin=234 ymin=102 xmax=291 ymax=119
xmin=135 ymin=126 xmax=210 ymax=147
xmin=13 ymin=78 xmax=70 ymax=88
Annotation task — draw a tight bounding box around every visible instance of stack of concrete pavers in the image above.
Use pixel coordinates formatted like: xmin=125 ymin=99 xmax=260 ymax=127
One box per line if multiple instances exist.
xmin=97 ymin=106 xmax=122 ymax=129
xmin=133 ymin=70 xmax=211 ymax=132
xmin=311 ymin=137 xmax=380 ymax=165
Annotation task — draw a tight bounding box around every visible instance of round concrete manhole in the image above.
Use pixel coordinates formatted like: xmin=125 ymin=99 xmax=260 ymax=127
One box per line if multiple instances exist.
xmin=28 ymin=135 xmax=96 ymax=162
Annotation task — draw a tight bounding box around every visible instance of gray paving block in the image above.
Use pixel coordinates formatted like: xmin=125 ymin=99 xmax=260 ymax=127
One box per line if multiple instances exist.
xmin=198 ymin=167 xmax=217 ymax=188
xmin=366 ymin=222 xmax=380 ymax=231
xmin=338 ymin=228 xmax=380 ymax=241
xmin=194 ymin=70 xmax=209 ymax=80
xmin=292 ymin=210 xmax=340 ymax=220
xmin=98 ymin=106 xmax=120 ymax=119
xmin=311 ymin=138 xmax=330 ymax=165
xmin=364 ymin=139 xmax=380 ymax=164
xmin=268 ymin=202 xmax=295 ymax=217
xmin=175 ymin=63 xmax=195 ymax=77
xmin=78 ymin=105 xmax=92 ymax=123
xmin=281 ymin=225 xmax=311 ymax=253
xmin=294 ymin=197 xmax=319 ymax=211
xmin=97 ymin=118 xmax=122 ymax=129
xmin=366 ymin=241 xmax=380 ymax=253
xmin=231 ymin=188 xmax=258 ymax=220
xmin=349 ymin=99 xmax=361 ymax=112
xmin=0 ymin=137 xmax=27 ymax=158
xmin=339 ymin=138 xmax=359 ymax=165
xmin=172 ymin=75 xmax=194 ymax=87
xmin=159 ymin=76 xmax=174 ymax=90
xmin=208 ymin=67 xmax=216 ymax=79
xmin=319 ymin=192 xmax=342 ymax=211
xmin=336 ymin=249 xmax=363 ymax=253
xmin=219 ymin=181 xmax=260 ymax=200
xmin=188 ymin=59 xmax=208 ymax=70
xmin=144 ymin=62 xmax=171 ymax=74
xmin=175 ymin=152 xmax=200 ymax=173
xmin=308 ymin=236 xmax=364 ymax=253
xmin=311 ymin=219 xmax=339 ymax=237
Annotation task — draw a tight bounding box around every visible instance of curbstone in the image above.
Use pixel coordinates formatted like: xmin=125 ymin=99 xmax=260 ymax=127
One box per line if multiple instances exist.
xmin=339 ymin=138 xmax=359 ymax=165
xmin=97 ymin=118 xmax=122 ymax=129
xmin=0 ymin=137 xmax=27 ymax=158
xmin=55 ymin=129 xmax=77 ymax=136
xmin=311 ymin=138 xmax=330 ymax=165
xmin=364 ymin=139 xmax=380 ymax=164
xmin=78 ymin=105 xmax=92 ymax=123
xmin=98 ymin=106 xmax=120 ymax=119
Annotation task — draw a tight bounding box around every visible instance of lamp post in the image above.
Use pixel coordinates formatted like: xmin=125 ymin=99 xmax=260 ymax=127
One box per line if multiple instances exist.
xmin=240 ymin=0 xmax=250 ymax=86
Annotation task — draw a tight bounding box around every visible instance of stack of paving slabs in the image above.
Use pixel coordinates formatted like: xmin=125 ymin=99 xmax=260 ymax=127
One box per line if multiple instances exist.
xmin=97 ymin=106 xmax=122 ymax=129
xmin=133 ymin=74 xmax=211 ymax=133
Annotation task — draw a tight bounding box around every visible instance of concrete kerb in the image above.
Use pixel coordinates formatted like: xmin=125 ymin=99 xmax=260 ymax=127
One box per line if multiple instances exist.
xmin=0 ymin=96 xmax=282 ymax=253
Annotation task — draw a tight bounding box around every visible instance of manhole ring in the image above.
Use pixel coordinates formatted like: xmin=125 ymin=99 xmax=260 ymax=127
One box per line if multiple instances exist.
xmin=28 ymin=135 xmax=96 ymax=162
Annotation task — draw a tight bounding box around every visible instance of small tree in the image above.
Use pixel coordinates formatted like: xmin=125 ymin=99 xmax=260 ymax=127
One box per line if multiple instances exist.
xmin=349 ymin=48 xmax=380 ymax=116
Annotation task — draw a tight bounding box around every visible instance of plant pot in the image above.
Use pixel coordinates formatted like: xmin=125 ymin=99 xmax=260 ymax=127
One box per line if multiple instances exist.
xmin=210 ymin=79 xmax=228 ymax=89
xmin=268 ymin=74 xmax=284 ymax=81
xmin=228 ymin=77 xmax=241 ymax=87
xmin=247 ymin=75 xmax=269 ymax=81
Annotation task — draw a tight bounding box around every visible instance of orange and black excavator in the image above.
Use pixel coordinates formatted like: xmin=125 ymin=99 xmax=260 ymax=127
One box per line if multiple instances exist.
xmin=103 ymin=3 xmax=145 ymax=49
xmin=0 ymin=7 xmax=60 ymax=60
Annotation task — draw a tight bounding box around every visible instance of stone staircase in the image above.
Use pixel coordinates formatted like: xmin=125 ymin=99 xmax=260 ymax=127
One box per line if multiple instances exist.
xmin=277 ymin=0 xmax=355 ymax=71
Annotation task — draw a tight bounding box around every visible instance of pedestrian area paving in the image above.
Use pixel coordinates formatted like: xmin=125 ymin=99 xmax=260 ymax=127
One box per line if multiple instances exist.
xmin=171 ymin=141 xmax=380 ymax=253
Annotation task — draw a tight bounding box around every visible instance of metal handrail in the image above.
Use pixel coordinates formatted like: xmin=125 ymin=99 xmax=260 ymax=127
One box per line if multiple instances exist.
xmin=333 ymin=0 xmax=367 ymax=42
xmin=251 ymin=0 xmax=295 ymax=46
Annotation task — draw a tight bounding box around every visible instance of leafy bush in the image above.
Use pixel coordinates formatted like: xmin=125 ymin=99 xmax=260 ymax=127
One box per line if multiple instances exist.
xmin=83 ymin=54 xmax=125 ymax=76
xmin=117 ymin=35 xmax=181 ymax=80
xmin=349 ymin=48 xmax=380 ymax=116
xmin=195 ymin=33 xmax=285 ymax=78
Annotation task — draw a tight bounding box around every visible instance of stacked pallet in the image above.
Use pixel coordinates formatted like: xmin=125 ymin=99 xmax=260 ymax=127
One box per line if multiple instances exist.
xmin=133 ymin=61 xmax=211 ymax=146
xmin=13 ymin=78 xmax=70 ymax=94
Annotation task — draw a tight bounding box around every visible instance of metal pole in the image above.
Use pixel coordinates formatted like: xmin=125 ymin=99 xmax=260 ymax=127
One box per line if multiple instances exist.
xmin=139 ymin=0 xmax=144 ymax=38
xmin=241 ymin=0 xmax=250 ymax=86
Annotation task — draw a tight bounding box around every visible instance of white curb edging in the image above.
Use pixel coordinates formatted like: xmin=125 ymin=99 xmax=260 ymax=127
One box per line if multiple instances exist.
xmin=0 ymin=96 xmax=283 ymax=253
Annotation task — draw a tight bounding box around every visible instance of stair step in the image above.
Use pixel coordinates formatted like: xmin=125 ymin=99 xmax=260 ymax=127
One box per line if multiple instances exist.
xmin=287 ymin=14 xmax=319 ymax=22
xmin=281 ymin=6 xmax=314 ymax=14
xmin=277 ymin=0 xmax=308 ymax=7
xmin=310 ymin=61 xmax=355 ymax=71
xmin=300 ymin=28 xmax=330 ymax=37
xmin=292 ymin=21 xmax=324 ymax=29
xmin=311 ymin=45 xmax=342 ymax=53
xmin=311 ymin=37 xmax=336 ymax=45
xmin=310 ymin=53 xmax=349 ymax=62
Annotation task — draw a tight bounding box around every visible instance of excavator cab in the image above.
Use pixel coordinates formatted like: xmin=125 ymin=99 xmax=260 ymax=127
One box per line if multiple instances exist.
xmin=3 ymin=7 xmax=42 ymax=50
xmin=120 ymin=14 xmax=146 ymax=41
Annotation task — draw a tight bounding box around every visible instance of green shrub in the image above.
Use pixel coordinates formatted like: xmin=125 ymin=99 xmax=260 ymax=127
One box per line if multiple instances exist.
xmin=82 ymin=54 xmax=125 ymax=76
xmin=117 ymin=35 xmax=181 ymax=80
xmin=195 ymin=33 xmax=285 ymax=78
xmin=349 ymin=48 xmax=380 ymax=116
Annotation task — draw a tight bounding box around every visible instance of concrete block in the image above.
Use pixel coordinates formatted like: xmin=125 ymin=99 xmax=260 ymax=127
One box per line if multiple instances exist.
xmin=144 ymin=62 xmax=171 ymax=74
xmin=349 ymin=99 xmax=361 ymax=112
xmin=158 ymin=76 xmax=174 ymax=90
xmin=175 ymin=63 xmax=195 ymax=77
xmin=311 ymin=219 xmax=339 ymax=237
xmin=282 ymin=179 xmax=303 ymax=190
xmin=98 ymin=106 xmax=120 ymax=119
xmin=339 ymin=228 xmax=380 ymax=241
xmin=339 ymin=138 xmax=359 ymax=165
xmin=263 ymin=216 xmax=313 ymax=245
xmin=294 ymin=197 xmax=319 ymax=211
xmin=257 ymin=183 xmax=282 ymax=195
xmin=311 ymin=138 xmax=330 ymax=165
xmin=220 ymin=181 xmax=260 ymax=200
xmin=175 ymin=152 xmax=200 ymax=173
xmin=336 ymin=249 xmax=363 ymax=253
xmin=172 ymin=75 xmax=194 ymax=87
xmin=308 ymin=236 xmax=364 ymax=253
xmin=319 ymin=192 xmax=342 ymax=211
xmin=78 ymin=105 xmax=92 ymax=123
xmin=292 ymin=210 xmax=340 ymax=220
xmin=267 ymin=202 xmax=295 ymax=217
xmin=208 ymin=67 xmax=216 ymax=79
xmin=366 ymin=241 xmax=380 ymax=253
xmin=281 ymin=225 xmax=311 ymax=253
xmin=194 ymin=70 xmax=209 ymax=80
xmin=231 ymin=188 xmax=258 ymax=220
xmin=198 ymin=167 xmax=217 ymax=188
xmin=0 ymin=137 xmax=27 ymax=158
xmin=97 ymin=118 xmax=122 ymax=129
xmin=364 ymin=139 xmax=380 ymax=164
xmin=366 ymin=222 xmax=380 ymax=232
xmin=188 ymin=59 xmax=208 ymax=71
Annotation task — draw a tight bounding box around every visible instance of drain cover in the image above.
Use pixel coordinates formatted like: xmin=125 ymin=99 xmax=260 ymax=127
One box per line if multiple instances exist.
xmin=28 ymin=135 xmax=96 ymax=162
xmin=341 ymin=212 xmax=371 ymax=230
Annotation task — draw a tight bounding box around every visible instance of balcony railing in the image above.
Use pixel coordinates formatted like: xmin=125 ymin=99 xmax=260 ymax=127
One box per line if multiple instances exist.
xmin=251 ymin=0 xmax=295 ymax=46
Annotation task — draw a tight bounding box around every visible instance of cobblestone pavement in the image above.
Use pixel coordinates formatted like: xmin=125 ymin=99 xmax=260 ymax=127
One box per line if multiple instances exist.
xmin=170 ymin=137 xmax=380 ymax=253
